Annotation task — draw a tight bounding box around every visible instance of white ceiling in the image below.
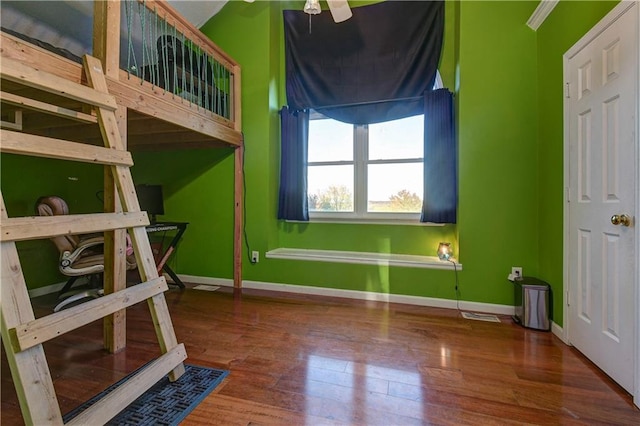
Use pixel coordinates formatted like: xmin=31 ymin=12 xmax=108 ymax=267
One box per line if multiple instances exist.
xmin=167 ymin=0 xmax=228 ymax=29
xmin=1 ymin=0 xmax=228 ymax=34
xmin=0 ymin=1 xmax=230 ymax=63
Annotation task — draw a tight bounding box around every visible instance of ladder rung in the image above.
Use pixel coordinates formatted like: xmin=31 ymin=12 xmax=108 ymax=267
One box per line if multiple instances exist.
xmin=1 ymin=212 xmax=149 ymax=242
xmin=8 ymin=278 xmax=168 ymax=352
xmin=1 ymin=130 xmax=133 ymax=167
xmin=0 ymin=91 xmax=98 ymax=124
xmin=0 ymin=57 xmax=117 ymax=111
xmin=65 ymin=343 xmax=187 ymax=426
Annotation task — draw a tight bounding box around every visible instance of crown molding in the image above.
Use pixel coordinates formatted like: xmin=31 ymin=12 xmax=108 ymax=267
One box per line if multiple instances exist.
xmin=527 ymin=0 xmax=560 ymax=31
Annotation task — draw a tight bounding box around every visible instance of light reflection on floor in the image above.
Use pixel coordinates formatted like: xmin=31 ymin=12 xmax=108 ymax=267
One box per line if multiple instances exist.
xmin=304 ymin=354 xmax=423 ymax=425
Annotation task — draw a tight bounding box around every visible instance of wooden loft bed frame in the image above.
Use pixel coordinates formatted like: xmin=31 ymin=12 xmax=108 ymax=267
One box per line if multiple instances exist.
xmin=1 ymin=0 xmax=243 ymax=149
xmin=1 ymin=0 xmax=243 ymax=289
xmin=1 ymin=1 xmax=243 ymax=351
xmin=1 ymin=0 xmax=244 ymax=339
xmin=1 ymin=54 xmax=188 ymax=424
xmin=0 ymin=1 xmax=243 ymax=423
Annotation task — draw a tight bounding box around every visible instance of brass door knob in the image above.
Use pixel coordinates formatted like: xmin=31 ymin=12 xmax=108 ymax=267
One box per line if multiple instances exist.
xmin=611 ymin=214 xmax=632 ymax=227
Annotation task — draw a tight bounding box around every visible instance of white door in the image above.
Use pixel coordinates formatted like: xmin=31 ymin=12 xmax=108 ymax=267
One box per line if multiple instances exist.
xmin=566 ymin=2 xmax=638 ymax=395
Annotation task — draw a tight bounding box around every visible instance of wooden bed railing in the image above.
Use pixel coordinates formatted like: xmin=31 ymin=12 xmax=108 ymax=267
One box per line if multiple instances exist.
xmin=120 ymin=0 xmax=241 ymax=127
xmin=1 ymin=0 xmax=242 ymax=144
xmin=88 ymin=0 xmax=242 ymax=138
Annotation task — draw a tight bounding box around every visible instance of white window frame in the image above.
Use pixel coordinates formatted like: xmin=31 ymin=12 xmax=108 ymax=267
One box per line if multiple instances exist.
xmin=307 ymin=71 xmax=443 ymax=224
xmin=308 ymin=113 xmax=424 ymax=223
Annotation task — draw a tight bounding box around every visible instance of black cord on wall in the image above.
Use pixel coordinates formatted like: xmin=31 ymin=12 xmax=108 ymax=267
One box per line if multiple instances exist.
xmin=450 ymin=260 xmax=461 ymax=313
xmin=241 ymin=135 xmax=256 ymax=265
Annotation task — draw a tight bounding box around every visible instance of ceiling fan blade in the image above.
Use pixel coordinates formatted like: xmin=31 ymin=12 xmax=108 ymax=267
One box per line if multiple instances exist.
xmin=327 ymin=0 xmax=352 ymax=23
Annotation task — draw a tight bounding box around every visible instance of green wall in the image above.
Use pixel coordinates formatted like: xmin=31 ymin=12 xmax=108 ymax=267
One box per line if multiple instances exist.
xmin=130 ymin=149 xmax=236 ymax=278
xmin=457 ymin=0 xmax=539 ymax=303
xmin=200 ymin=0 xmax=541 ymax=306
xmin=536 ymin=0 xmax=619 ymax=325
xmin=201 ymin=0 xmax=283 ymax=277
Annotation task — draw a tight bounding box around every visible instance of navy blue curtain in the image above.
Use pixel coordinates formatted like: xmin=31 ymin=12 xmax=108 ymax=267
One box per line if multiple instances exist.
xmin=421 ymin=89 xmax=457 ymax=223
xmin=283 ymin=1 xmax=444 ymax=125
xmin=278 ymin=107 xmax=309 ymax=221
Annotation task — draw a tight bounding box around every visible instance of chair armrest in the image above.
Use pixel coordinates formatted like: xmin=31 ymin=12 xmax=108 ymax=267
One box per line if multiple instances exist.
xmin=59 ymin=238 xmax=104 ymax=276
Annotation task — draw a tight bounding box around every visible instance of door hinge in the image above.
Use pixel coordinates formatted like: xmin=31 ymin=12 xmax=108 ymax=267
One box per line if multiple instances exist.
xmin=566 ymin=290 xmax=570 ymax=307
xmin=565 ymin=187 xmax=570 ymax=203
xmin=565 ymin=82 xmax=571 ymax=98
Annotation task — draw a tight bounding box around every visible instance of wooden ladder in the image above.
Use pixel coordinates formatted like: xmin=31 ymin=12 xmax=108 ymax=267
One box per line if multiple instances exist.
xmin=0 ymin=55 xmax=187 ymax=425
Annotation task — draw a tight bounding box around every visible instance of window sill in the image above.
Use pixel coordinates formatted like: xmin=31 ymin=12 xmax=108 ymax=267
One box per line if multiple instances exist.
xmin=265 ymin=248 xmax=462 ymax=270
xmin=288 ymin=219 xmax=445 ymax=226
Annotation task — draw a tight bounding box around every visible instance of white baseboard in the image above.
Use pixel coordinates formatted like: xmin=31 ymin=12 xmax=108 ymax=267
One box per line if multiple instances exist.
xmin=173 ymin=274 xmax=233 ymax=287
xmin=28 ymin=275 xmax=224 ymax=298
xmin=456 ymin=300 xmax=515 ymax=316
xmin=177 ymin=274 xmax=515 ymax=316
xmin=31 ymin=273 xmax=518 ymax=318
xmin=551 ymin=321 xmax=567 ymax=343
xmin=28 ymin=281 xmax=68 ymax=298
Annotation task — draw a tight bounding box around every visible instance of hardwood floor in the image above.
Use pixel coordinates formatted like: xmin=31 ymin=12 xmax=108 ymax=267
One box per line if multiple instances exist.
xmin=2 ymin=285 xmax=639 ymax=425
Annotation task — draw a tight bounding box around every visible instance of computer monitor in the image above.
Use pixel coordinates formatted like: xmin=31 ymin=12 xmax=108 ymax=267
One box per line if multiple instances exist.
xmin=136 ymin=184 xmax=164 ymax=224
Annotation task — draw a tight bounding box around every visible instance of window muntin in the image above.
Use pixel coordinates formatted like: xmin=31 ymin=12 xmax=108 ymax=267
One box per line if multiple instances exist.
xmin=307 ymin=113 xmax=423 ymax=220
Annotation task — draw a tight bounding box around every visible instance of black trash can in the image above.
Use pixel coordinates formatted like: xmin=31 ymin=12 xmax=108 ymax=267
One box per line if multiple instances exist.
xmin=512 ymin=277 xmax=550 ymax=331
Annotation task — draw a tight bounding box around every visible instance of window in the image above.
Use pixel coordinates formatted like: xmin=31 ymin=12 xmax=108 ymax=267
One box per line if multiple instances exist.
xmin=307 ymin=112 xmax=424 ymax=221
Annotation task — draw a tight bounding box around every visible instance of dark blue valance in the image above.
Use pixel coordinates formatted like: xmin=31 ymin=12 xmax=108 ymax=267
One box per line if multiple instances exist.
xmin=284 ymin=1 xmax=444 ymax=124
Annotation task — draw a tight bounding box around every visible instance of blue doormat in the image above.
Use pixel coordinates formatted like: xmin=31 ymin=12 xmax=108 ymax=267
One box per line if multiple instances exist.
xmin=63 ymin=364 xmax=229 ymax=425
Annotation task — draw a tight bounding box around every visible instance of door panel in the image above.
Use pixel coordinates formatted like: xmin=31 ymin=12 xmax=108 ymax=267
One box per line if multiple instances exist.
xmin=567 ymin=4 xmax=637 ymax=393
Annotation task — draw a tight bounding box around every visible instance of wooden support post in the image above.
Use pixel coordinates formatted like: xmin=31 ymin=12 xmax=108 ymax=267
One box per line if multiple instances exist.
xmin=232 ymin=65 xmax=242 ymax=132
xmin=234 ymin=144 xmax=244 ymax=289
xmin=94 ymin=0 xmax=125 ymax=352
xmin=93 ymin=0 xmax=121 ymax=79
xmin=232 ymin=64 xmax=242 ymax=289
xmin=104 ymin=105 xmax=128 ymax=353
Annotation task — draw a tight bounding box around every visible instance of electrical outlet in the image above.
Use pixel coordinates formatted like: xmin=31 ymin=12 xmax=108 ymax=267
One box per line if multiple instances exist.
xmin=251 ymin=251 xmax=259 ymax=263
xmin=511 ymin=267 xmax=523 ymax=278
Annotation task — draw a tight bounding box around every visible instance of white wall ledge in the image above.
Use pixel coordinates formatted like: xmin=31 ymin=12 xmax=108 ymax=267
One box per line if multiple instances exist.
xmin=265 ymin=248 xmax=462 ymax=270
